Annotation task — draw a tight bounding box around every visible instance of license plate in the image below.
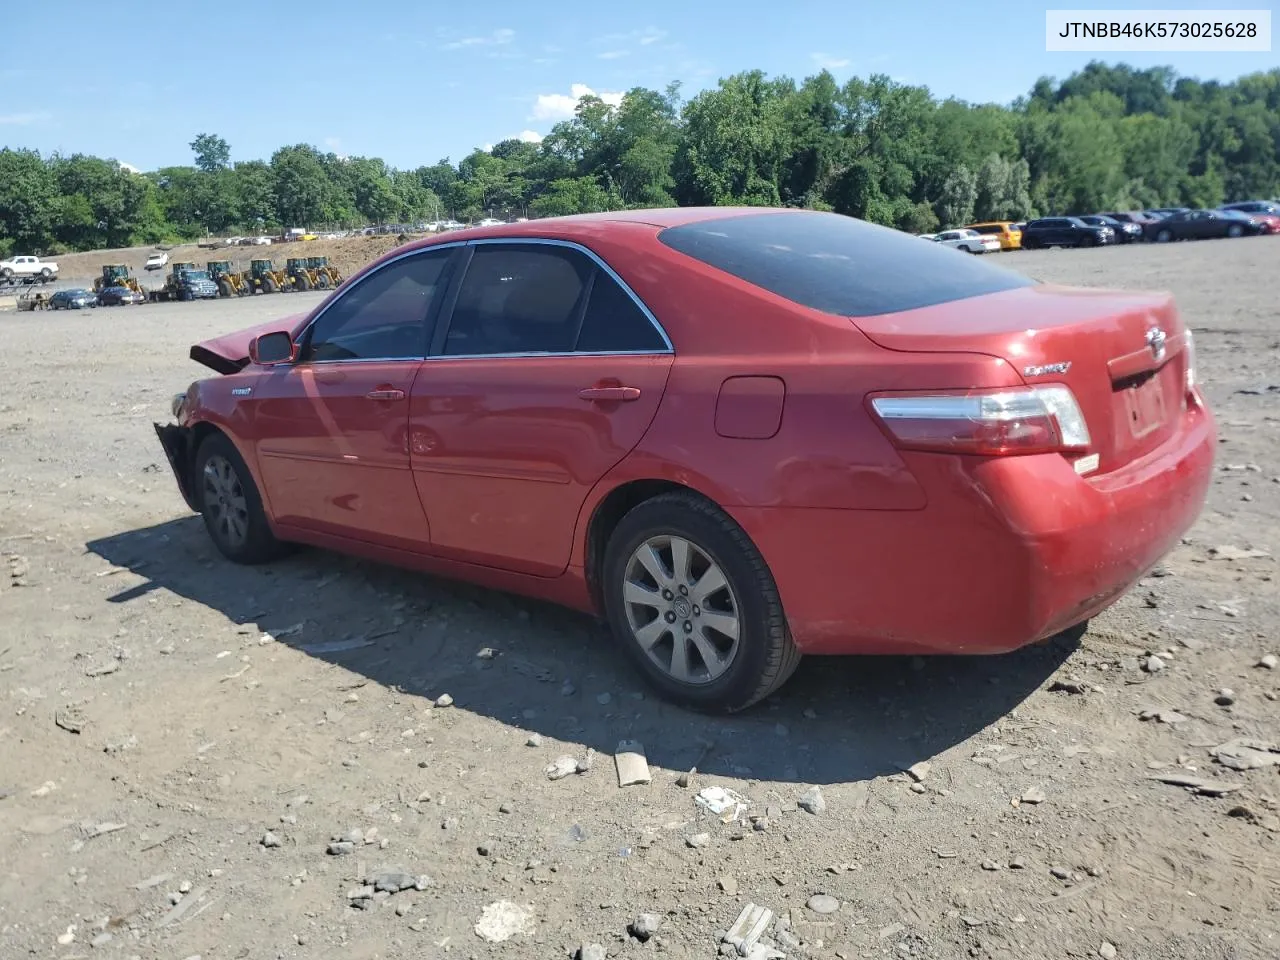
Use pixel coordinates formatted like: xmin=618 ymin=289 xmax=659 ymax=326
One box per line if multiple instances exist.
xmin=1124 ymin=377 xmax=1167 ymax=437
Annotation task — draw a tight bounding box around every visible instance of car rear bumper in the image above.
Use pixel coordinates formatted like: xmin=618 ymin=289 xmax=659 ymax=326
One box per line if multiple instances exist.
xmin=737 ymin=393 xmax=1215 ymax=656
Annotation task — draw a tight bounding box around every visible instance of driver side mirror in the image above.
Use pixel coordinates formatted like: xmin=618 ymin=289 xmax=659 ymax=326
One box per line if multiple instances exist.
xmin=248 ymin=331 xmax=297 ymax=365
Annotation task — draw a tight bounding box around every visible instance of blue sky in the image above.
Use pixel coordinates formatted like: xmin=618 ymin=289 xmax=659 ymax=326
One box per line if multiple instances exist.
xmin=2 ymin=0 xmax=1274 ymax=172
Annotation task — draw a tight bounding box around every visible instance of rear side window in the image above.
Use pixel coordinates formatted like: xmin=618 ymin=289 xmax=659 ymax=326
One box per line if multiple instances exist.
xmin=657 ymin=211 xmax=1033 ymax=317
xmin=443 ymin=244 xmax=591 ymax=356
xmin=575 ymin=272 xmax=668 ymax=353
xmin=971 ymin=224 xmax=1000 ymax=235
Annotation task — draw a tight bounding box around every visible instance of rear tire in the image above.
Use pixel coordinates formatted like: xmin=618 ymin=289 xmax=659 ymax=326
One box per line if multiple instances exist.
xmin=194 ymin=432 xmax=288 ymax=565
xmin=218 ymin=281 xmax=233 ymax=298
xmin=1227 ymin=224 xmax=1243 ymax=238
xmin=1156 ymin=229 xmax=1172 ymax=243
xmin=264 ymin=278 xmax=277 ymax=294
xmin=601 ymin=492 xmax=800 ymax=713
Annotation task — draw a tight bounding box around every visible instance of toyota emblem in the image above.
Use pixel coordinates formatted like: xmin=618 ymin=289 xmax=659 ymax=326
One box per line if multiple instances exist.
xmin=1145 ymin=327 xmax=1167 ymax=361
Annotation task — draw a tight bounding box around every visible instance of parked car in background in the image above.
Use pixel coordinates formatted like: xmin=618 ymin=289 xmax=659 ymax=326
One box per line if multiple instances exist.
xmin=48 ymin=288 xmax=97 ymax=309
xmin=1078 ymin=214 xmax=1144 ymax=243
xmin=1100 ymin=211 xmax=1158 ymax=228
xmin=963 ymin=221 xmax=1022 ymax=250
xmin=1221 ymin=200 xmax=1280 ymax=218
xmin=1146 ymin=209 xmax=1267 ymax=242
xmin=145 ymin=252 xmax=170 ymax=271
xmin=0 ymin=254 xmax=59 ymax=283
xmin=1147 ymin=207 xmax=1192 ymax=219
xmin=96 ymin=285 xmax=146 ymax=306
xmin=929 ymin=229 xmax=1001 ymax=253
xmin=153 ymin=207 xmax=1214 ymax=712
xmin=1020 ymin=217 xmax=1114 ymax=248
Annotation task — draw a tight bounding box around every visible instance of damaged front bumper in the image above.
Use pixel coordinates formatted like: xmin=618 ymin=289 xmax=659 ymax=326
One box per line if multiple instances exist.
xmin=153 ymin=421 xmax=199 ymax=513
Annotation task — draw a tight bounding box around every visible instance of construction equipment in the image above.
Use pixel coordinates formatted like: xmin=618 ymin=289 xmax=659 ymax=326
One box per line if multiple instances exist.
xmin=285 ymin=257 xmax=317 ymax=291
xmin=92 ymin=264 xmax=146 ymax=296
xmin=207 ymin=260 xmax=249 ymax=297
xmin=308 ymin=256 xmax=342 ymax=289
xmin=245 ymin=259 xmax=286 ymax=294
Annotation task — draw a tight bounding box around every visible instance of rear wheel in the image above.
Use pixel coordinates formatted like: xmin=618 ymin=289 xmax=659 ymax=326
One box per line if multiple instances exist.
xmin=602 ymin=492 xmax=800 ymax=713
xmin=1156 ymin=229 xmax=1172 ymax=243
xmin=218 ymin=281 xmax=233 ymax=298
xmin=1227 ymin=224 xmax=1243 ymax=238
xmin=264 ymin=278 xmax=277 ymax=293
xmin=194 ymin=432 xmax=287 ymax=565
xmin=316 ymin=273 xmax=330 ymax=289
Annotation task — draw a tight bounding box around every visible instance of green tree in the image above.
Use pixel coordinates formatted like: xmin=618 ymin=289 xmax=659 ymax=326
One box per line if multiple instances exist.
xmin=0 ymin=149 xmax=56 ymax=253
xmin=190 ymin=133 xmax=231 ymax=173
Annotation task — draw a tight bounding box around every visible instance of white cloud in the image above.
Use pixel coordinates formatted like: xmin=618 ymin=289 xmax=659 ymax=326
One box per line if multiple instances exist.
xmin=442 ymin=27 xmax=514 ymax=50
xmin=638 ymin=27 xmax=667 ymax=45
xmin=0 ymin=111 xmax=51 ymax=125
xmin=809 ymin=52 xmax=850 ymax=69
xmin=515 ymin=130 xmax=543 ymax=143
xmin=597 ymin=50 xmax=629 ymax=60
xmin=481 ymin=143 xmax=494 ymax=152
xmin=531 ymin=83 xmax=624 ymax=122
xmin=118 ymin=162 xmax=141 ymax=173
xmin=592 ymin=27 xmax=667 ymax=47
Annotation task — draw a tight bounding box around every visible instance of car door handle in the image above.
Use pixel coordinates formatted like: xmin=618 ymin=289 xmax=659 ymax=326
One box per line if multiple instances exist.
xmin=366 ymin=388 xmax=405 ymax=401
xmin=578 ymin=386 xmax=641 ymax=402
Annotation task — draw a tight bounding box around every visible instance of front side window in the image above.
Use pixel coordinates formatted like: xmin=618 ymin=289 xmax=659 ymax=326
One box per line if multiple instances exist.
xmin=442 ymin=244 xmax=591 ymax=356
xmin=299 ymin=249 xmax=452 ymax=362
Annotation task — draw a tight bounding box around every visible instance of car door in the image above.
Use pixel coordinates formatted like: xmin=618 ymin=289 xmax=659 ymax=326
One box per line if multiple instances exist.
xmin=243 ymin=245 xmax=461 ymax=551
xmin=408 ymin=240 xmax=675 ymax=577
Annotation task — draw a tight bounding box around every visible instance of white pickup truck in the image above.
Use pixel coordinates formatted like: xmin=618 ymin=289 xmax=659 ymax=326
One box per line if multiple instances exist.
xmin=0 ymin=255 xmax=60 ymax=285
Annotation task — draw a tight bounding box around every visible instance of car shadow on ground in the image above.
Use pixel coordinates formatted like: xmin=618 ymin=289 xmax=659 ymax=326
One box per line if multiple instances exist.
xmin=86 ymin=517 xmax=1078 ymax=787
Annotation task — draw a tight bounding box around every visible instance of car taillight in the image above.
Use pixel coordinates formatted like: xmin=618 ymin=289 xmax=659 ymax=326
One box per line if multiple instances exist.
xmin=869 ymin=386 xmax=1091 ymax=456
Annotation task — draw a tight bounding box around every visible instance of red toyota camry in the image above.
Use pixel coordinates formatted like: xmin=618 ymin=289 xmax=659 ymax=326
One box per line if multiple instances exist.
xmin=155 ymin=208 xmax=1215 ymax=712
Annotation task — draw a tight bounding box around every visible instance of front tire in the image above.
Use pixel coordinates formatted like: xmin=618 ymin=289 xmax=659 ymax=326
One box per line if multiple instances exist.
xmin=1227 ymin=224 xmax=1243 ymax=238
xmin=601 ymin=492 xmax=800 ymax=713
xmin=194 ymin=432 xmax=287 ymax=565
xmin=1156 ymin=229 xmax=1172 ymax=243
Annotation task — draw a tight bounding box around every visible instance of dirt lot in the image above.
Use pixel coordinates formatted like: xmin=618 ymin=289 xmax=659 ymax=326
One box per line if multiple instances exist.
xmin=1 ymin=238 xmax=1278 ymax=960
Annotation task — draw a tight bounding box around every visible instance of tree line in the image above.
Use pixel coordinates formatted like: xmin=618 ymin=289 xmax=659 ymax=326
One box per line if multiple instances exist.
xmin=1 ymin=61 xmax=1278 ymax=256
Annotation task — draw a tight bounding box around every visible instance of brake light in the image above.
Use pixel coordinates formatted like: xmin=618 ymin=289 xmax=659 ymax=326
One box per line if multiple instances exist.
xmin=869 ymin=386 xmax=1091 ymax=456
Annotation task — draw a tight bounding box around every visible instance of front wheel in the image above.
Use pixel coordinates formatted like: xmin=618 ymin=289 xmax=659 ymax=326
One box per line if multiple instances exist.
xmin=1227 ymin=224 xmax=1243 ymax=238
xmin=194 ymin=433 xmax=288 ymax=565
xmin=1156 ymin=229 xmax=1172 ymax=243
xmin=601 ymin=492 xmax=800 ymax=713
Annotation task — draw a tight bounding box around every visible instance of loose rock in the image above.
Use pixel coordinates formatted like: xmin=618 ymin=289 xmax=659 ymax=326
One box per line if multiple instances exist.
xmin=1021 ymin=786 xmax=1046 ymax=804
xmin=1143 ymin=655 xmax=1166 ymax=673
xmin=434 ymin=693 xmax=453 ymax=708
xmin=807 ymin=893 xmax=840 ymax=914
xmin=1099 ymin=942 xmax=1118 ymax=959
xmin=797 ymin=786 xmax=826 ymax=815
xmin=687 ymin=832 xmax=711 ymax=849
xmin=545 ymin=755 xmax=582 ymax=780
xmin=1258 ymin=654 xmax=1278 ymax=670
xmin=629 ymin=913 xmax=661 ymax=941
xmin=261 ymin=831 xmax=281 ymax=848
xmin=474 ymin=900 xmax=535 ymax=942
xmin=1050 ymin=866 xmax=1071 ymax=880
xmin=578 ymin=945 xmax=606 ymax=960
xmin=1215 ymin=688 xmax=1236 ymax=706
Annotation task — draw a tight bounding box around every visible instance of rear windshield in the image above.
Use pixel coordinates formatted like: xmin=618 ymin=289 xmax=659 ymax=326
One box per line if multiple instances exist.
xmin=657 ymin=211 xmax=1034 ymax=317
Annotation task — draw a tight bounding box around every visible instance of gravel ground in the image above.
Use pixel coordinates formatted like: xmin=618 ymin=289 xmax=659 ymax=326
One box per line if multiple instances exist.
xmin=1 ymin=238 xmax=1278 ymax=960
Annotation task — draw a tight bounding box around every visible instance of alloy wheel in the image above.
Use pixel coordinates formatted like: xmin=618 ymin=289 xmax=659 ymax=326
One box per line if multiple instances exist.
xmin=621 ymin=535 xmax=741 ymax=685
xmin=202 ymin=455 xmax=249 ymax=549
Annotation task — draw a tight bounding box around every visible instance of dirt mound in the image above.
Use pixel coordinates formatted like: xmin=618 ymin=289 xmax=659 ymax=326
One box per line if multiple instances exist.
xmin=54 ymin=234 xmax=425 ymax=288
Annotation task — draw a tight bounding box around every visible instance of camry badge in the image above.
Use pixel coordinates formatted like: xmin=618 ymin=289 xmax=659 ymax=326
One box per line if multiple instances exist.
xmin=1145 ymin=327 xmax=1167 ymax=361
xmin=1023 ymin=361 xmax=1072 ymax=377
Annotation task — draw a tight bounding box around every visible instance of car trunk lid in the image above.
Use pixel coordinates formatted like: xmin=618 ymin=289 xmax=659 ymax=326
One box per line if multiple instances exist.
xmin=852 ymin=284 xmax=1189 ymax=474
xmin=189 ymin=312 xmax=311 ymax=375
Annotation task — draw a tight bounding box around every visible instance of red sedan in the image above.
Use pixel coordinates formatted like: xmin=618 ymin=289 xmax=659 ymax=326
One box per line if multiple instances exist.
xmin=155 ymin=208 xmax=1215 ymax=712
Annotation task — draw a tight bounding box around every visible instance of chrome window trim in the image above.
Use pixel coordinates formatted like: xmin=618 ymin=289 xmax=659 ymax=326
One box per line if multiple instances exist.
xmin=290 ymin=241 xmax=466 ymax=364
xmin=435 ymin=237 xmax=675 ymax=357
